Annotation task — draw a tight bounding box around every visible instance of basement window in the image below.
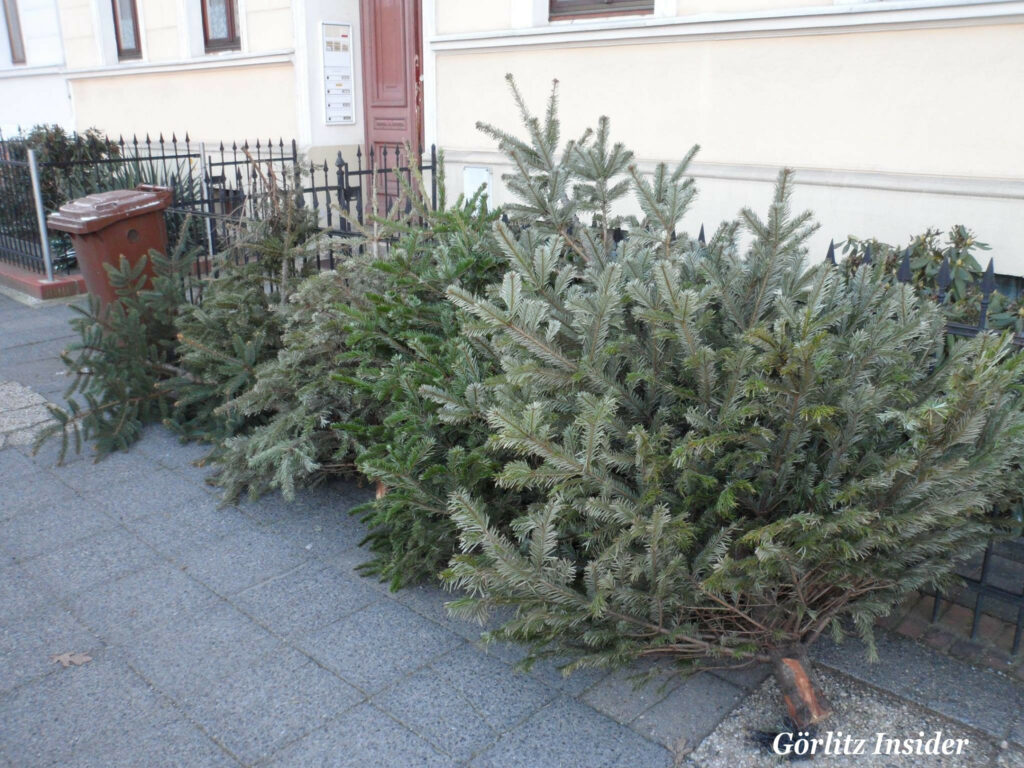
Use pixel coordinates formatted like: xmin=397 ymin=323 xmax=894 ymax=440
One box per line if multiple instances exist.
xmin=549 ymin=0 xmax=654 ymax=20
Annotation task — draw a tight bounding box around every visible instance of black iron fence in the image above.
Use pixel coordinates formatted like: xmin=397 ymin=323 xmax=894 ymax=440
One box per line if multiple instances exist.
xmin=0 ymin=131 xmax=437 ymax=284
xmin=0 ymin=151 xmax=50 ymax=275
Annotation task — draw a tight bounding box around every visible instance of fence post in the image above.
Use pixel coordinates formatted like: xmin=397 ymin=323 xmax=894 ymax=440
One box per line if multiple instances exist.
xmin=198 ymin=142 xmax=215 ymax=260
xmin=27 ymin=149 xmax=54 ymax=282
xmin=430 ymin=144 xmax=437 ymax=211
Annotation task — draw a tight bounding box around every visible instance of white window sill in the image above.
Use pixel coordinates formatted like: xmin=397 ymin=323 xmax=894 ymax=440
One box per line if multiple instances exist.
xmin=430 ymin=0 xmax=1024 ymax=49
xmin=64 ymin=49 xmax=294 ymax=80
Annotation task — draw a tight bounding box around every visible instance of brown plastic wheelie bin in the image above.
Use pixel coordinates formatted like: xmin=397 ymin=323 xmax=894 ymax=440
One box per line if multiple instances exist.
xmin=47 ymin=185 xmax=173 ymax=308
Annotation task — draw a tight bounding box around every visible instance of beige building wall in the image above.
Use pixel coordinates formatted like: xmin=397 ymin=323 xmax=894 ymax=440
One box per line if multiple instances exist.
xmin=61 ymin=0 xmax=297 ymax=144
xmin=429 ymin=0 xmax=1024 ymax=273
xmin=70 ymin=62 xmax=298 ymax=143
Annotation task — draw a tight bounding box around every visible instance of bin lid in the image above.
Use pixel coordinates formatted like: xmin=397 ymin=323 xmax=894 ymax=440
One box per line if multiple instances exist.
xmin=47 ymin=185 xmax=173 ymax=235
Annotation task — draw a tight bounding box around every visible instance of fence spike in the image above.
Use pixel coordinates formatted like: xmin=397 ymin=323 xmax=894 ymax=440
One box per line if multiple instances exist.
xmin=184 ymin=132 xmax=190 ymax=143
xmin=698 ymin=224 xmax=706 ymax=246
xmin=897 ymin=248 xmax=912 ymax=283
xmin=863 ymin=244 xmax=872 ymax=265
xmin=979 ymin=258 xmax=996 ymax=330
xmin=982 ymin=257 xmax=996 ymax=297
xmin=825 ymin=239 xmax=836 ymax=265
xmin=936 ymin=256 xmax=951 ymax=303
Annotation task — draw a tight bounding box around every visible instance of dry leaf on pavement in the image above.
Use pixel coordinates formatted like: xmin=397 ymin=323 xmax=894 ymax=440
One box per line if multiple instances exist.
xmin=51 ymin=652 xmax=93 ymax=668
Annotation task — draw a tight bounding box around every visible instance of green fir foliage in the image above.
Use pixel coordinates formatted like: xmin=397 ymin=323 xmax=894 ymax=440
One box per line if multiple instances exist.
xmin=438 ymin=80 xmax=1024 ymax=674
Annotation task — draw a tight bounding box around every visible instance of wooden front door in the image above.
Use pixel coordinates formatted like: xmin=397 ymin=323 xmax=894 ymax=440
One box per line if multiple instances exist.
xmin=360 ymin=0 xmax=422 ymax=177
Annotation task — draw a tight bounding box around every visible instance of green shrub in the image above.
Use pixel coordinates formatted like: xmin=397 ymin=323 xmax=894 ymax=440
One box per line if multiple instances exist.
xmin=435 ymin=81 xmax=1024 ymax=723
xmin=841 ymin=226 xmax=1024 ymax=331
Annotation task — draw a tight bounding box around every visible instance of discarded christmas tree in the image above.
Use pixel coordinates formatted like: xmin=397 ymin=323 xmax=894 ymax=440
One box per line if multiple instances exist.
xmin=440 ymin=78 xmax=1024 ymax=727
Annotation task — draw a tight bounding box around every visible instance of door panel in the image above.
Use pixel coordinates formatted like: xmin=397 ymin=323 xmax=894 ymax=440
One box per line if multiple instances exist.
xmin=361 ymin=0 xmax=422 ymax=156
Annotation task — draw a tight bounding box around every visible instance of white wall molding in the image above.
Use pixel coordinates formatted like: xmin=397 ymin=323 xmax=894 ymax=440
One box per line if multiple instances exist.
xmin=430 ymin=1 xmax=1024 ymax=52
xmin=177 ymin=0 xmax=206 ymax=58
xmin=63 ymin=50 xmax=294 ymax=80
xmin=422 ymin=0 xmax=438 ymax=149
xmin=0 ymin=64 xmax=63 ymax=79
xmin=89 ymin=0 xmax=118 ymax=66
xmin=441 ymin=149 xmax=1024 ymax=200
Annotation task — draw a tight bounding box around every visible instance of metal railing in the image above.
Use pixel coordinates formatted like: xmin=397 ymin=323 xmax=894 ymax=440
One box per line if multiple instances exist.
xmin=0 ymin=131 xmax=437 ymax=290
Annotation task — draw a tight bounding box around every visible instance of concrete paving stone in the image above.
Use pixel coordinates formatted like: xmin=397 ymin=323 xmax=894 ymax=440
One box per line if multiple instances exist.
xmin=60 ymin=716 xmax=241 ymax=768
xmin=815 ymin=631 xmax=1024 ymax=739
xmin=707 ymin=661 xmax=771 ymax=691
xmin=1010 ymin=712 xmax=1024 ymax=751
xmin=0 ymin=337 xmax=74 ymax=370
xmin=266 ymin=702 xmax=451 ymax=768
xmin=392 ymin=582 xmax=493 ymax=642
xmin=91 ymin=466 xmax=226 ymax=522
xmin=0 ymin=562 xmax=60 ymax=624
xmin=180 ymin=646 xmax=364 ymax=765
xmin=478 ymin=639 xmax=611 ymax=696
xmin=0 ymin=605 xmax=101 ymax=693
xmin=54 ymin=450 xmax=195 ymax=496
xmin=133 ymin=425 xmax=216 ymax=472
xmin=605 ymin=738 xmax=677 ymax=768
xmin=627 ymin=672 xmax=744 ymax=752
xmin=23 ymin=526 xmax=161 ymax=597
xmin=122 ymin=497 xmax=254 ymax=559
xmin=125 ymin=601 xmax=282 ymax=700
xmin=0 ymin=403 xmax=50 ymax=434
xmin=65 ymin=562 xmax=221 ymax=646
xmin=15 ymin=434 xmax=89 ymax=470
xmin=0 ymin=652 xmax=179 ymax=768
xmin=373 ymin=665 xmax=504 ymax=763
xmin=0 ymin=497 xmax=117 ymax=563
xmin=320 ymin=538 xmax=392 ymax=584
xmin=295 ymin=600 xmax=466 ymax=694
xmin=429 ymin=643 xmax=559 ymax=731
xmin=582 ymin=659 xmax=686 ymax=725
xmin=264 ymin=505 xmax=371 ymax=563
xmin=230 ymin=560 xmax=380 ymax=639
xmin=177 ymin=525 xmax=311 ymax=595
xmin=471 ymin=695 xmax=669 ymax=768
xmin=236 ymin=480 xmax=372 ymax=527
xmin=0 ymin=380 xmax=46 ymax=409
xmin=0 ymin=324 xmax=77 ymax=351
xmin=0 ymin=459 xmax=81 ymax=515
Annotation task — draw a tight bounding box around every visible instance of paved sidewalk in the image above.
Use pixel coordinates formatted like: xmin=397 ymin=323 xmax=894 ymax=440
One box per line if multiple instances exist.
xmin=3 ymin=291 xmax=1024 ymax=767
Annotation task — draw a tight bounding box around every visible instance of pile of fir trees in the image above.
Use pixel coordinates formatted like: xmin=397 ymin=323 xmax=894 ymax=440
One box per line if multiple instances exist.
xmin=39 ymin=78 xmax=1024 ymax=727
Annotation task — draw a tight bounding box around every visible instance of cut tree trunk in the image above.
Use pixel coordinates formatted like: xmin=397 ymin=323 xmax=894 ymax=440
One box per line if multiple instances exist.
xmin=771 ymin=647 xmax=833 ymax=728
